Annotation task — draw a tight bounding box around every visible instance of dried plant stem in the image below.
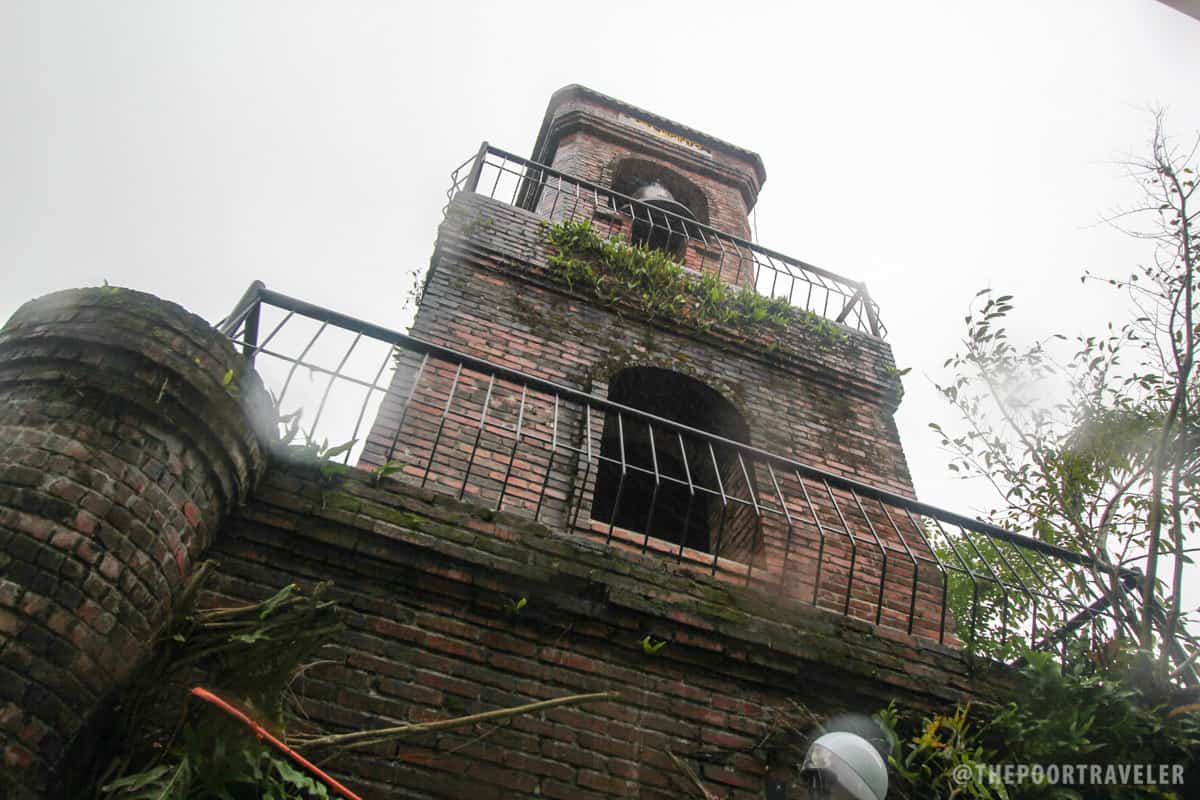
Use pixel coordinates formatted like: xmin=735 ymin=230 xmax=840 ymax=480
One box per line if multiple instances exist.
xmin=666 ymin=747 xmax=718 ymax=800
xmin=292 ymin=691 xmax=620 ymax=752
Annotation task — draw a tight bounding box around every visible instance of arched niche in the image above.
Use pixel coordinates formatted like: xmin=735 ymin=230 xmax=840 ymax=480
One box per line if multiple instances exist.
xmin=609 ymin=159 xmax=710 ymax=256
xmin=590 ymin=367 xmax=754 ymax=554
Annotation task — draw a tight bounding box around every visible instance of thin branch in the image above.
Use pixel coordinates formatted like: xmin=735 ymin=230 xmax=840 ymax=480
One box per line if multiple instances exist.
xmin=666 ymin=747 xmax=719 ymax=800
xmin=291 ymin=692 xmax=620 ymax=751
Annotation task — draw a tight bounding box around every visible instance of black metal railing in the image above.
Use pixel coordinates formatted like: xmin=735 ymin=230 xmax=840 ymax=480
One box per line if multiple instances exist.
xmin=215 ymin=282 xmax=1197 ymax=681
xmin=444 ymin=143 xmax=886 ymax=338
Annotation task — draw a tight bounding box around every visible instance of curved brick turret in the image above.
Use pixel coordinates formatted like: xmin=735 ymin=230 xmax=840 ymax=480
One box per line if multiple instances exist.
xmin=0 ymin=287 xmax=271 ymax=796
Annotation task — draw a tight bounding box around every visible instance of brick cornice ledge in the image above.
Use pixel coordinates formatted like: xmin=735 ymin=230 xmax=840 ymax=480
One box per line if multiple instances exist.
xmin=240 ymin=461 xmax=1014 ymax=713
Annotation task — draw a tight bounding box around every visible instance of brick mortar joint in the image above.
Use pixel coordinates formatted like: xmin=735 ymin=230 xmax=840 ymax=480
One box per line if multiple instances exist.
xmin=0 ymin=297 xmax=275 ymax=508
xmin=244 ymin=461 xmax=1010 ymax=703
xmin=436 ymin=235 xmax=899 ymax=403
xmin=439 ymin=193 xmax=901 ymax=394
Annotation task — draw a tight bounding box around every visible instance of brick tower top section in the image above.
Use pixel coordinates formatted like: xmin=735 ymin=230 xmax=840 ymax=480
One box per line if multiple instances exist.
xmin=529 ymin=84 xmax=766 ymax=240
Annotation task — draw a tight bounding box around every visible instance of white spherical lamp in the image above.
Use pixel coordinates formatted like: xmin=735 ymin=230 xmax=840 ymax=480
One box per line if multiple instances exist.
xmin=800 ymin=731 xmax=888 ymax=800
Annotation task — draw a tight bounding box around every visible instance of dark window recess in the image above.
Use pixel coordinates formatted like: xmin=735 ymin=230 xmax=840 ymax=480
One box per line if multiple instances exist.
xmin=591 ymin=368 xmax=752 ymax=553
xmin=610 ymin=160 xmax=708 ymax=258
xmin=627 ymin=181 xmax=696 ymax=256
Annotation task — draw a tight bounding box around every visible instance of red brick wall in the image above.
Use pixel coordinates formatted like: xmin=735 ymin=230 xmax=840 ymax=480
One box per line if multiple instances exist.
xmin=0 ymin=288 xmax=269 ymax=797
xmin=362 ymin=191 xmax=948 ymax=645
xmin=530 ymin=180 xmax=760 ymax=290
xmin=382 ymin=194 xmax=911 ymax=491
xmin=531 ymin=88 xmax=764 ymax=240
xmin=542 ymin=129 xmax=753 ymax=241
xmin=529 ymin=91 xmax=767 ymax=288
xmin=206 ymin=462 xmax=1006 ymax=800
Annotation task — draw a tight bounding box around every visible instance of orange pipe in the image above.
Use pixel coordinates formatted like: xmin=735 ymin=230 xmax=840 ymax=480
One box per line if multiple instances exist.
xmin=190 ymin=686 xmax=364 ymax=800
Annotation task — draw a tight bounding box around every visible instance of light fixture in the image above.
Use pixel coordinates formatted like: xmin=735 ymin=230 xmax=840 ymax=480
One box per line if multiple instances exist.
xmin=799 ymin=731 xmax=888 ymax=800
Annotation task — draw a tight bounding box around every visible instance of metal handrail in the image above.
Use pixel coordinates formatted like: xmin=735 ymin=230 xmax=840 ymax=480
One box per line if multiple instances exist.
xmin=213 ymin=281 xmax=1180 ymax=675
xmin=445 ymin=143 xmax=886 ymax=338
xmin=221 ymin=286 xmax=1123 ymax=574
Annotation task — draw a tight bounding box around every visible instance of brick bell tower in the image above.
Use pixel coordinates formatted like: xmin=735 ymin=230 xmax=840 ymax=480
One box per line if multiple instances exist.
xmin=361 ymin=84 xmax=942 ymax=640
xmin=0 ymin=84 xmax=1102 ymax=799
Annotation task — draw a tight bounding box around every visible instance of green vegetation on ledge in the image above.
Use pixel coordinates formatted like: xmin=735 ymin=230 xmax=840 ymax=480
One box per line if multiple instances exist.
xmin=541 ymin=219 xmax=846 ymax=348
xmin=879 ymin=649 xmax=1200 ymax=798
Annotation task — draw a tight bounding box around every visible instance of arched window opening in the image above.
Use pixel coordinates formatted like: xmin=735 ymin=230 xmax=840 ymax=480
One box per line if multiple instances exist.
xmin=610 ymin=160 xmax=708 ymax=258
xmin=627 ymin=181 xmax=696 ymax=255
xmin=590 ymin=368 xmax=752 ymax=554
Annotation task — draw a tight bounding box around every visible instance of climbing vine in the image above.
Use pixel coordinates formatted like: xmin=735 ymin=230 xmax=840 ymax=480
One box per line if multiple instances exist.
xmin=541 ymin=220 xmax=846 ymax=349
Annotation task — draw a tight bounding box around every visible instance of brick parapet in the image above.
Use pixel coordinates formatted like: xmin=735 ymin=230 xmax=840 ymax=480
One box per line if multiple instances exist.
xmin=410 ymin=191 xmax=912 ymax=494
xmin=0 ymin=287 xmax=271 ymax=797
xmin=206 ymin=461 xmax=1011 ymax=799
xmin=530 ymin=85 xmax=765 ymax=226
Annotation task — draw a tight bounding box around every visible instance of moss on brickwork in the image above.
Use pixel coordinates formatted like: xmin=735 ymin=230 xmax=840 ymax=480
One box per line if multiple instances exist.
xmin=247 ymin=461 xmax=1008 ymax=701
xmin=197 ymin=458 xmax=1016 ymax=797
xmin=394 ymin=235 xmax=920 ymax=528
xmin=541 ymin=219 xmax=847 ymax=351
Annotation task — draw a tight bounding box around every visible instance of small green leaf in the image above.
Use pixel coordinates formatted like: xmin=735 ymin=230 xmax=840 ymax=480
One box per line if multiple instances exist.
xmin=258 ymin=584 xmax=295 ymax=620
xmin=322 ymin=439 xmax=357 ymax=460
xmin=641 ymin=635 xmax=667 ymax=655
xmin=231 ymin=629 xmax=270 ymax=645
xmin=504 ymin=596 xmax=528 ymax=616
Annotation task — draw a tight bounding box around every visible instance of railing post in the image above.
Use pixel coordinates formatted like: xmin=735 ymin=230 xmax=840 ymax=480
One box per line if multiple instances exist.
xmin=242 ymin=300 xmax=261 ymax=368
xmin=464 ymin=140 xmax=489 ymax=194
xmin=216 ymin=280 xmax=265 ymax=368
xmin=835 ymin=288 xmax=862 ymax=325
xmin=216 ymin=279 xmax=265 ymax=336
xmin=862 ymin=283 xmax=881 ymax=337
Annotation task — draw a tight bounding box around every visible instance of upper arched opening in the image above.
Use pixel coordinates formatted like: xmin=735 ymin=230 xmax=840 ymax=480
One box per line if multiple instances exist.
xmin=591 ymin=367 xmax=753 ymax=553
xmin=610 ymin=160 xmax=709 ymax=256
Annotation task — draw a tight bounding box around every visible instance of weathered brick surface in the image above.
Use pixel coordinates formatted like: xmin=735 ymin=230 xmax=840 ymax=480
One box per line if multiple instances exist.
xmin=204 ymin=462 xmax=1009 ymax=799
xmin=361 ymin=191 xmax=948 ymax=643
xmin=360 ymin=85 xmax=955 ymax=706
xmin=0 ymin=288 xmax=270 ymax=797
xmin=381 ymin=191 xmax=911 ymax=488
xmin=530 ymin=86 xmax=765 ymax=241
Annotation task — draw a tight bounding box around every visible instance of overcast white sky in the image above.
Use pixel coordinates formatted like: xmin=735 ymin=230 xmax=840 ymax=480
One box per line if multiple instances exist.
xmin=3 ymin=0 xmax=1199 ymax=526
